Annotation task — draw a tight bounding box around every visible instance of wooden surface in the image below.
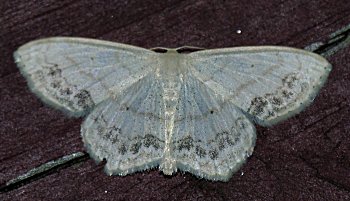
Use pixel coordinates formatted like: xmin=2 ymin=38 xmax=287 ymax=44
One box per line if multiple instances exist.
xmin=1 ymin=0 xmax=349 ymax=200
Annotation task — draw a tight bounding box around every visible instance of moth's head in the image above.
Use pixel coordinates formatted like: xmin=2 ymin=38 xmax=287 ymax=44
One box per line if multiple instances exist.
xmin=150 ymin=46 xmax=205 ymax=54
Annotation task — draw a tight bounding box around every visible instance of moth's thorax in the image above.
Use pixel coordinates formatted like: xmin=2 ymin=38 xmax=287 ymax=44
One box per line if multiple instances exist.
xmin=155 ymin=49 xmax=189 ymax=77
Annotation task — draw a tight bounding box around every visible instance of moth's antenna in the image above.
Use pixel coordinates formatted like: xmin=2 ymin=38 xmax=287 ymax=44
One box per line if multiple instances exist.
xmin=149 ymin=47 xmax=168 ymax=53
xmin=176 ymin=46 xmax=205 ymax=53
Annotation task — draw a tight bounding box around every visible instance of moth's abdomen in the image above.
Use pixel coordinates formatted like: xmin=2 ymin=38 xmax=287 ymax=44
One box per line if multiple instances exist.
xmin=160 ymin=78 xmax=182 ymax=175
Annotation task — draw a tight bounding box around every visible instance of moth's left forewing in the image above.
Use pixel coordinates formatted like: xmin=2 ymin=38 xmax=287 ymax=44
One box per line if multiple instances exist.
xmin=188 ymin=47 xmax=332 ymax=126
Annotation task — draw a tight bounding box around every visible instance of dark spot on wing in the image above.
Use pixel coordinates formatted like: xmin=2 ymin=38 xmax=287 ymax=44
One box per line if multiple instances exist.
xmin=130 ymin=141 xmax=142 ymax=154
xmin=50 ymin=80 xmax=61 ymax=89
xmin=60 ymin=88 xmax=73 ymax=95
xmin=144 ymin=134 xmax=160 ymax=150
xmin=282 ymin=90 xmax=293 ymax=99
xmin=178 ymin=136 xmax=194 ymax=151
xmin=104 ymin=127 xmax=121 ymax=144
xmin=97 ymin=125 xmax=105 ymax=135
xmin=195 ymin=145 xmax=207 ymax=158
xmin=217 ymin=131 xmax=235 ymax=150
xmin=209 ymin=149 xmax=219 ymax=160
xmin=282 ymin=73 xmax=299 ymax=89
xmin=248 ymin=97 xmax=268 ymax=116
xmin=119 ymin=144 xmax=127 ymax=155
xmin=235 ymin=117 xmax=247 ymax=130
xmin=271 ymin=96 xmax=283 ymax=106
xmin=47 ymin=65 xmax=61 ymax=77
xmin=74 ymin=90 xmax=94 ymax=109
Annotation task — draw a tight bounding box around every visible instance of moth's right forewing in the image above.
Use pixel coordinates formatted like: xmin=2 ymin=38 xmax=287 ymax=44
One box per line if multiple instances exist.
xmin=14 ymin=37 xmax=154 ymax=117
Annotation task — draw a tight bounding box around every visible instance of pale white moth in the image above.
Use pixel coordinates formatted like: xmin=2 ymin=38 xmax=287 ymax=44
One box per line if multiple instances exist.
xmin=14 ymin=37 xmax=331 ymax=181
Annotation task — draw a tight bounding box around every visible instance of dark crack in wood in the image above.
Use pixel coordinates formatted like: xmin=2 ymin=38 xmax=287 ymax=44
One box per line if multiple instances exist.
xmin=0 ymin=152 xmax=89 ymax=193
xmin=305 ymin=23 xmax=350 ymax=57
xmin=298 ymin=155 xmax=350 ymax=193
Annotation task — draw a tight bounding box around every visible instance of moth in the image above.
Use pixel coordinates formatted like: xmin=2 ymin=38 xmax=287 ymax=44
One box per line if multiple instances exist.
xmin=14 ymin=37 xmax=331 ymax=181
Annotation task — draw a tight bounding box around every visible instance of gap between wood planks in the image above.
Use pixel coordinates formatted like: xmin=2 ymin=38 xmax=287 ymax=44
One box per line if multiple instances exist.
xmin=0 ymin=23 xmax=349 ymax=194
